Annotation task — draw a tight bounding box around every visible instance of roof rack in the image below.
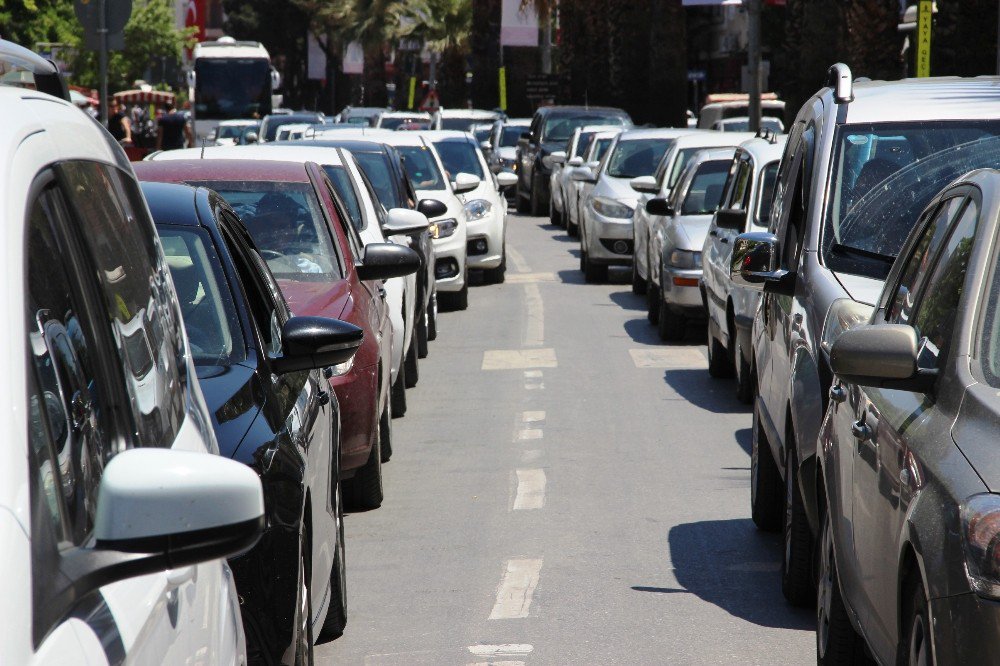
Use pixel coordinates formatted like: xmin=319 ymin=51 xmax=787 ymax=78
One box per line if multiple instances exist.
xmin=827 ymin=63 xmax=854 ymax=104
xmin=755 ymin=127 xmax=778 ymax=144
xmin=0 ymin=39 xmax=70 ymax=101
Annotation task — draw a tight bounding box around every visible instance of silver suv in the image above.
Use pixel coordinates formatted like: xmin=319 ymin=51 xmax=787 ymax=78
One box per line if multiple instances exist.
xmin=731 ymin=65 xmax=1000 ymax=607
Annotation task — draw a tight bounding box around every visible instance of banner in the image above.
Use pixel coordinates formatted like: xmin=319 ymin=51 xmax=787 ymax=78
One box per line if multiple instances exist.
xmin=343 ymin=41 xmax=364 ymax=75
xmin=501 ymin=0 xmax=538 ymax=47
xmin=307 ymin=33 xmax=326 ymax=80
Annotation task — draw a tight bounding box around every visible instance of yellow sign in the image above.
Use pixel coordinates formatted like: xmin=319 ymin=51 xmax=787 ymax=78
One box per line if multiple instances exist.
xmin=408 ymin=77 xmax=416 ymax=110
xmin=499 ymin=67 xmax=508 ymax=111
xmin=916 ymin=0 xmax=932 ymax=78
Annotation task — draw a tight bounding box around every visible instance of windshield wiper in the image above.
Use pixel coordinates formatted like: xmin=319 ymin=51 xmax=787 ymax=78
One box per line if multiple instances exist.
xmin=830 ymin=243 xmax=896 ymax=266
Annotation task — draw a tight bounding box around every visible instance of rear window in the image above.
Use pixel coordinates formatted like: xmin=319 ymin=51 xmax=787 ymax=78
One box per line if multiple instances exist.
xmin=397 ymin=145 xmax=447 ymax=190
xmin=542 ymin=113 xmax=629 ymax=143
xmin=432 ymin=140 xmax=485 ymax=180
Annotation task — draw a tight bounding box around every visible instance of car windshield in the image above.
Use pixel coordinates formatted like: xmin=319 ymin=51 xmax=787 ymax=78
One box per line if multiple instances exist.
xmin=397 ymin=145 xmax=447 ymax=190
xmin=500 ymin=126 xmax=525 ymax=148
xmin=195 ymin=181 xmax=342 ymax=282
xmin=440 ymin=117 xmax=483 ymax=131
xmin=542 ymin=114 xmax=628 ymax=143
xmin=432 ymin=140 xmax=485 ymax=180
xmin=680 ymin=160 xmax=731 ymax=215
xmin=473 ymin=127 xmax=492 ymax=143
xmin=322 ymin=165 xmax=364 ymax=231
xmin=756 ymin=161 xmax=780 ymax=226
xmin=667 ymin=147 xmax=726 ymax=190
xmin=605 ymin=138 xmax=675 ymax=179
xmin=823 ymin=122 xmax=1000 ymax=279
xmin=591 ymin=137 xmax=614 ymax=162
xmin=158 ymin=226 xmax=244 ymax=366
xmin=352 ymin=151 xmax=402 ymax=208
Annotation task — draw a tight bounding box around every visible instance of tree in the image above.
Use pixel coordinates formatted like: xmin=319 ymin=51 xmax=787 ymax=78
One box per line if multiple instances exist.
xmin=844 ymin=0 xmax=902 ymax=81
xmin=0 ymin=0 xmax=77 ymax=47
xmin=933 ymin=0 xmax=999 ymax=76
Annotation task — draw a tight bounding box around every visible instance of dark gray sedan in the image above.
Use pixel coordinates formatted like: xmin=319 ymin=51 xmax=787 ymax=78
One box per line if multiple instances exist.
xmin=818 ymin=168 xmax=1000 ymax=664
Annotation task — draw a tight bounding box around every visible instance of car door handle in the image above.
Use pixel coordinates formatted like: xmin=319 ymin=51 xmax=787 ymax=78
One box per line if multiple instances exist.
xmin=851 ymin=420 xmax=872 ymax=442
xmin=378 ymin=285 xmax=387 ymax=299
xmin=166 ymin=566 xmax=197 ymax=590
xmin=317 ymin=390 xmax=330 ymax=406
xmin=829 ymin=384 xmax=847 ymax=404
xmin=709 ymin=229 xmax=718 ymax=237
xmin=719 ymin=237 xmax=729 ymax=244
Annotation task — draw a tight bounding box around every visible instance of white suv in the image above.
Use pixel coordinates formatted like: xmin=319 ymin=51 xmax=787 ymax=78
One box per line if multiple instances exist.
xmin=1 ymin=77 xmax=264 ymax=663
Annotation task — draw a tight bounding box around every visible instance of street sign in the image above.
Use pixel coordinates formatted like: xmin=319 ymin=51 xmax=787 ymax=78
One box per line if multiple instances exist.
xmin=499 ymin=67 xmax=508 ymax=111
xmin=687 ymin=69 xmax=706 ymax=82
xmin=916 ymin=0 xmax=932 ymax=77
xmin=75 ymin=0 xmax=132 ymax=50
xmin=408 ymin=77 xmax=416 ymax=110
xmin=525 ymin=74 xmax=559 ymax=100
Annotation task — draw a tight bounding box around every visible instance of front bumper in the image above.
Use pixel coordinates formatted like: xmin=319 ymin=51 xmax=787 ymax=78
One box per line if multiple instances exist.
xmin=466 ymin=209 xmax=505 ymax=270
xmin=928 ymin=592 xmax=1000 ymax=664
xmin=431 ymin=221 xmax=467 ymax=292
xmin=584 ymin=210 xmax=634 ymax=265
xmin=661 ymin=266 xmax=706 ymax=314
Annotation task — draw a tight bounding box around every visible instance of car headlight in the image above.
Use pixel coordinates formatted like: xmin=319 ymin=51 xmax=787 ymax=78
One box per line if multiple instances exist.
xmin=499 ymin=158 xmax=516 ymax=170
xmin=821 ymin=298 xmax=874 ymax=355
xmin=962 ymin=494 xmax=1000 ymax=598
xmin=430 ymin=218 xmax=459 ymax=239
xmin=666 ymin=249 xmax=701 ymax=269
xmin=464 ymin=199 xmax=492 ymax=221
xmin=592 ymin=197 xmax=634 ymax=219
xmin=329 ymin=356 xmax=354 ymax=377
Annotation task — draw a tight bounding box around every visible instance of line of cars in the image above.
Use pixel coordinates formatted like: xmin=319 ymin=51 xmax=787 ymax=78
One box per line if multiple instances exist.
xmin=2 ymin=39 xmax=514 ymax=665
xmin=534 ymin=72 xmax=1000 ymax=662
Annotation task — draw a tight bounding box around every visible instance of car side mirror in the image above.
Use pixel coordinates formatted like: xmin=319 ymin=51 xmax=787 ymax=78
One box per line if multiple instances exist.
xmin=356 ymin=242 xmax=421 ymax=281
xmin=714 ymin=208 xmax=747 ymax=231
xmin=630 ymin=175 xmax=658 ymax=194
xmin=417 ymin=198 xmax=448 ymax=218
xmin=730 ymin=231 xmax=794 ymax=295
xmin=830 ymin=324 xmax=936 ymax=392
xmin=480 ymin=140 xmax=492 ymax=151
xmin=496 ymin=171 xmax=517 ymax=189
xmin=645 ymin=197 xmax=674 ymax=216
xmin=570 ymin=166 xmax=597 ymax=183
xmin=567 ymin=156 xmax=584 ymax=168
xmin=521 ymin=131 xmax=532 ymax=141
xmin=452 ymin=172 xmax=481 ymax=194
xmin=271 ymin=316 xmax=364 ymax=374
xmin=550 ymin=151 xmax=567 ymax=165
xmin=242 ymin=130 xmax=258 ymax=144
xmin=383 ymin=208 xmax=430 ymax=236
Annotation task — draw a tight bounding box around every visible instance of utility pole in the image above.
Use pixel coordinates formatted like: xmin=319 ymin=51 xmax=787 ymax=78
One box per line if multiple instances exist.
xmin=747 ymin=0 xmax=761 ymax=132
xmin=98 ymin=0 xmax=109 ymax=124
xmin=541 ymin=3 xmax=552 ymax=75
xmin=996 ymin=0 xmax=1000 ymax=75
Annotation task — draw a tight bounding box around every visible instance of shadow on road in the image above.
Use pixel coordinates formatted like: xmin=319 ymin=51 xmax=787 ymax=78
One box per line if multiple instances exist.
xmin=557 ymin=268 xmax=586 ymax=285
xmin=735 ymin=427 xmax=752 ymax=456
xmin=653 ymin=519 xmax=813 ymax=630
xmin=663 ymin=369 xmax=753 ymax=415
xmin=623 ymin=318 xmax=662 ymax=345
xmin=608 ymin=290 xmax=645 ymax=311
xmin=550 ymin=232 xmax=578 ymax=244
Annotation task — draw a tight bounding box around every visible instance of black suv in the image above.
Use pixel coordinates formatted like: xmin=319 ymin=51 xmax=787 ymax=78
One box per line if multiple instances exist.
xmin=516 ymin=105 xmax=631 ymax=216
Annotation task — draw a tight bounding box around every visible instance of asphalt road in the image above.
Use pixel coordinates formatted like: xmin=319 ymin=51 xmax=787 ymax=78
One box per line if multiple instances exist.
xmin=317 ymin=213 xmax=813 ymax=665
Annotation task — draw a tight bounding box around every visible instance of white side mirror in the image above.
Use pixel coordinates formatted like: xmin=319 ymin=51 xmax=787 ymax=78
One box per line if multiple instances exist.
xmin=480 ymin=140 xmax=492 ymax=151
xmin=496 ymin=171 xmax=517 ymax=189
xmin=383 ymin=208 xmax=430 ymax=235
xmin=567 ymin=156 xmax=584 ymax=167
xmin=630 ymin=175 xmax=659 ymax=194
xmin=571 ymin=167 xmax=596 ymax=183
xmin=452 ymin=172 xmax=481 ymax=194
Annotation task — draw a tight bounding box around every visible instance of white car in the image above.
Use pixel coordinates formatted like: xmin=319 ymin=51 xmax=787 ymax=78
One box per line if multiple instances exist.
xmin=702 ymin=133 xmax=786 ymax=401
xmin=648 ymin=147 xmax=736 ymax=341
xmin=1 ymin=78 xmax=264 ymax=665
xmin=548 ymin=124 xmax=623 ymax=229
xmin=575 ymin=128 xmax=688 ymax=282
xmin=431 ymin=108 xmax=503 ymax=131
xmin=274 ymin=122 xmax=315 ymax=141
xmin=422 ymin=130 xmax=516 ymax=283
xmin=565 ymin=129 xmax=622 ymax=237
xmin=209 ymin=119 xmax=259 ymax=145
xmin=374 ymin=111 xmax=431 ymax=130
xmin=712 ymin=116 xmax=785 ymax=134
xmin=631 ymin=130 xmax=754 ymax=298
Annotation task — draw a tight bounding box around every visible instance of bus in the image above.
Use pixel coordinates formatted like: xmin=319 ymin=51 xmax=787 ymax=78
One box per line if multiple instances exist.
xmin=187 ymin=37 xmax=280 ymax=141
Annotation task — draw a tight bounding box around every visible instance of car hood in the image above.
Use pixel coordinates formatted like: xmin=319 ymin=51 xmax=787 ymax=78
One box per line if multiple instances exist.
xmin=832 ymin=272 xmax=884 ymax=307
xmin=667 ymin=214 xmax=714 ymax=251
xmin=278 ymin=277 xmax=350 ymax=319
xmin=196 ymin=363 xmax=261 ymax=460
xmin=593 ymin=175 xmax=640 ymax=209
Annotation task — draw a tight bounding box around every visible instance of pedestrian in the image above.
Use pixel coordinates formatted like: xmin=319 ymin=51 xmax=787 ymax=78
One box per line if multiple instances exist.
xmin=157 ymin=103 xmax=194 ymax=151
xmin=107 ymin=98 xmax=132 ymax=145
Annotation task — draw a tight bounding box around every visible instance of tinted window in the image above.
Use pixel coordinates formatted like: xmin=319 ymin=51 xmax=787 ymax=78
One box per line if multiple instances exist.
xmin=724 ymin=156 xmax=752 ymax=211
xmin=159 ymin=227 xmax=245 ymax=367
xmin=542 ymin=114 xmax=628 ymax=143
xmin=605 ymin=139 xmax=674 ymax=179
xmin=194 ymin=57 xmax=272 ymax=121
xmin=669 ymin=147 xmax=726 ymax=191
xmin=500 ymin=125 xmax=525 ymax=148
xmin=196 ymin=180 xmax=342 ymax=281
xmin=397 ymin=145 xmax=447 ymax=190
xmin=756 ymin=161 xmax=780 ymax=226
xmin=260 ymin=114 xmax=323 ymax=142
xmin=432 ymin=140 xmax=485 ymax=179
xmin=680 ymin=160 xmax=731 ymax=215
xmin=591 ymin=138 xmax=613 ymax=162
xmin=440 ymin=118 xmax=482 ymax=131
xmin=323 ymin=165 xmax=365 ymax=231
xmin=353 ymin=151 xmax=402 ymax=208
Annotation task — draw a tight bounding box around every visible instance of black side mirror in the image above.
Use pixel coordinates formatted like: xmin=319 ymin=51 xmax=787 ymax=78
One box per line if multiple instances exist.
xmin=271 ymin=316 xmax=363 ymax=374
xmin=645 ymin=197 xmax=674 ymax=217
xmin=356 ymin=242 xmax=421 ymax=281
xmin=830 ymin=324 xmax=936 ymax=392
xmin=521 ymin=131 xmax=533 ymax=142
xmin=714 ymin=208 xmax=747 ymax=231
xmin=417 ymin=198 xmax=448 ymax=218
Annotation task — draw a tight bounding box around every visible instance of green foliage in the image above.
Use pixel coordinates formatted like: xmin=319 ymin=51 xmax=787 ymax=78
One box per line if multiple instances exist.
xmin=0 ymin=0 xmax=78 ymax=47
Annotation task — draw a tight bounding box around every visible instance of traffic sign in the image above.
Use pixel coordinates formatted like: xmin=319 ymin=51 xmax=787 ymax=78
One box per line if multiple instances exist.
xmin=525 ymin=74 xmax=559 ymax=101
xmin=916 ymin=0 xmax=932 ymax=77
xmin=75 ymin=0 xmax=132 ymax=50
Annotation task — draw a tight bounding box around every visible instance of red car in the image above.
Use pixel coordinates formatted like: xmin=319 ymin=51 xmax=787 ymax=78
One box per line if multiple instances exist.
xmin=134 ymin=159 xmax=418 ymax=509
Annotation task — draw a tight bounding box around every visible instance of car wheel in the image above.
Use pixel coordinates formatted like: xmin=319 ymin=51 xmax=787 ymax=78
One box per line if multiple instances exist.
xmin=530 ymin=174 xmax=544 ymax=216
xmin=484 ymin=250 xmax=507 ymax=284
xmin=657 ymin=289 xmax=685 ymax=341
xmin=343 ymin=416 xmax=383 ymax=510
xmin=631 ymin=261 xmax=647 ymax=295
xmin=516 ymin=181 xmax=530 ymax=214
xmin=317 ymin=469 xmax=347 ymax=642
xmin=416 ymin=308 xmax=429 ymax=358
xmin=732 ymin=316 xmax=754 ymax=404
xmin=441 ymin=282 xmax=469 ymax=311
xmin=901 ymin=574 xmax=931 ymax=666
xmin=707 ymin=332 xmax=734 ymax=378
xmin=291 ymin=546 xmax=314 ymax=666
xmin=646 ymin=278 xmax=660 ymax=324
xmin=427 ymin=293 xmax=438 ymax=341
xmin=816 ymin=507 xmax=869 ymax=665
xmin=404 ymin=336 xmax=418 ymax=388
xmin=782 ymin=442 xmax=815 ymax=607
xmin=391 ymin=364 xmax=406 ymax=418
xmin=567 ymin=207 xmax=579 ymax=237
xmin=583 ymin=254 xmax=608 ymax=283
xmin=550 ymin=194 xmax=563 ymax=227
xmin=750 ymin=401 xmax=782 ymax=532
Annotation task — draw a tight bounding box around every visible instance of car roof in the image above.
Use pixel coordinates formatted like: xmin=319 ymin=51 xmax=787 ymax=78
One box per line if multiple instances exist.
xmin=278 ymin=138 xmax=387 ymax=154
xmin=702 ymin=100 xmax=785 ymax=110
xmin=536 ymin=105 xmax=627 ymax=115
xmin=672 ymin=131 xmax=756 ymax=148
xmin=419 ymin=130 xmax=474 ymax=141
xmin=737 ymin=135 xmax=788 ymax=164
xmin=135 ymin=156 xmax=312 ymax=182
xmin=438 ymin=108 xmax=500 ymax=118
xmin=837 ymin=76 xmax=1000 ymax=123
xmin=140 ymin=181 xmax=203 ymax=227
xmin=617 ymin=128 xmax=700 ymax=141
xmin=692 ymin=147 xmax=738 ymax=162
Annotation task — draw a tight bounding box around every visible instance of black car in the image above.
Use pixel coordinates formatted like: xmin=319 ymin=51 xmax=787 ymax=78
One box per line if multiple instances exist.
xmin=280 ymin=138 xmax=443 ymax=355
xmin=140 ymin=181 xmax=362 ymax=664
xmin=516 ymin=105 xmax=631 ymax=216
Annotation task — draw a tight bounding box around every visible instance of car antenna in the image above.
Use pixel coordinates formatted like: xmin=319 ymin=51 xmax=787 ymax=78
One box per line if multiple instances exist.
xmin=200 ymin=136 xmax=207 ymax=159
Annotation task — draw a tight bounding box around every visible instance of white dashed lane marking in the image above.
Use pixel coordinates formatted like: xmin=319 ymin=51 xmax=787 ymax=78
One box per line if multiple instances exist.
xmin=516 ymin=428 xmax=543 ymax=440
xmin=521 ymin=410 xmax=545 ymax=423
xmin=522 ymin=283 xmax=545 ymax=347
xmin=513 ymin=469 xmax=546 ymax=511
xmin=523 ymin=370 xmax=544 ymax=390
xmin=489 ymin=559 xmax=543 ymax=620
xmin=467 ymin=643 xmax=533 ymax=659
xmin=629 ymin=347 xmax=707 ymax=369
xmin=504 ymin=272 xmax=556 ymax=284
xmin=506 ymin=245 xmax=531 ymax=273
xmin=482 ymin=348 xmax=557 ymax=370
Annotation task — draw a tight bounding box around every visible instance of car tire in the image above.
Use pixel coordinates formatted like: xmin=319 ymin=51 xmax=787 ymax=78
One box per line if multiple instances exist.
xmin=404 ymin=337 xmax=418 ymax=388
xmin=291 ymin=546 xmax=314 ymax=666
xmin=550 ymin=195 xmax=563 ymax=227
xmin=567 ymin=207 xmax=579 ymax=237
xmin=707 ymin=333 xmax=734 ymax=378
xmin=583 ymin=254 xmax=608 ymax=283
xmin=901 ymin=574 xmax=931 ymax=666
xmin=343 ymin=418 xmax=383 ymax=510
xmin=441 ymin=282 xmax=469 ymax=311
xmin=530 ymin=174 xmax=544 ymax=216
xmin=427 ymin=293 xmax=438 ymax=341
xmin=731 ymin=315 xmax=754 ymax=404
xmin=484 ymin=251 xmax=507 ymax=284
xmin=391 ymin=364 xmax=406 ymax=418
xmin=646 ymin=279 xmax=660 ymax=324
xmin=516 ymin=181 xmax=530 ymax=214
xmin=631 ymin=261 xmax=647 ymax=295
xmin=379 ymin=400 xmax=392 ymax=462
xmin=782 ymin=442 xmax=815 ymax=607
xmin=416 ymin=308 xmax=429 ymax=358
xmin=317 ymin=471 xmax=347 ymax=643
xmin=816 ymin=507 xmax=869 ymax=665
xmin=750 ymin=401 xmax=782 ymax=532
xmin=657 ymin=290 xmax=685 ymax=341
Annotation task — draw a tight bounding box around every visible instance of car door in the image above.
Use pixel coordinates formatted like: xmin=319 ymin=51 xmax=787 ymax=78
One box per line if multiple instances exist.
xmin=848 ymin=193 xmax=977 ymax=656
xmin=707 ymin=152 xmax=751 ymax=329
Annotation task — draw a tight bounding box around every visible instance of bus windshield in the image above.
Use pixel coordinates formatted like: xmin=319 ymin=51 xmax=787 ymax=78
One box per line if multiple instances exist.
xmin=195 ymin=58 xmax=272 ymax=121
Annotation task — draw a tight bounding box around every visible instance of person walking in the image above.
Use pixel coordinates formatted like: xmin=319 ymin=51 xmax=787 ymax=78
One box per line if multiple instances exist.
xmin=107 ymin=98 xmax=132 ymax=145
xmin=157 ymin=103 xmax=194 ymax=151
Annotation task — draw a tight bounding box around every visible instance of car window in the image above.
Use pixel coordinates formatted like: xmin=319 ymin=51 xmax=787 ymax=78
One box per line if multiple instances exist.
xmin=755 ymin=161 xmax=780 ymax=227
xmin=910 ymin=199 xmax=978 ymax=370
xmin=322 ymin=165 xmax=365 ymax=231
xmin=353 ymin=151 xmax=402 ymax=208
xmin=541 ymin=114 xmax=627 ymax=143
xmin=887 ymin=196 xmax=966 ymax=325
xmin=158 ymin=226 xmax=245 ymax=367
xmin=192 ymin=180 xmax=342 ymax=282
xmin=500 ymin=125 xmax=524 ymax=148
xmin=680 ymin=159 xmax=731 ymax=215
xmin=590 ymin=137 xmax=614 ymax=162
xmin=397 ymin=145 xmax=447 ymax=190
xmin=59 ymin=161 xmax=186 ymax=448
xmin=724 ymin=155 xmax=752 ymax=211
xmin=605 ymin=138 xmax=674 ymax=179
xmin=668 ymin=147 xmax=718 ymax=191
xmin=432 ymin=140 xmax=486 ymax=180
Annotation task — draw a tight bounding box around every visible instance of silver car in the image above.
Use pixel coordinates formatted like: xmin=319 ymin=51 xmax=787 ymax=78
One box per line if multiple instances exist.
xmin=549 ymin=124 xmax=625 ymax=229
